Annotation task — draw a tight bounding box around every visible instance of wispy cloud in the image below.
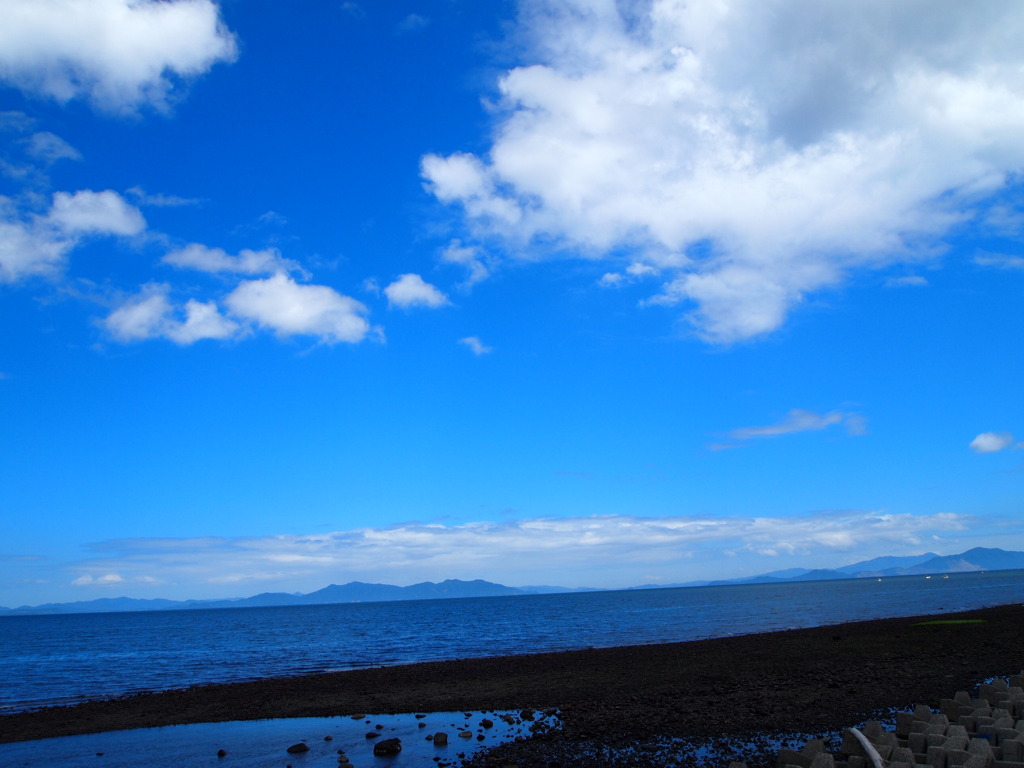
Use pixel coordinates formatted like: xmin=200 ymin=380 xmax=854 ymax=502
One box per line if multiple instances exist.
xmin=65 ymin=510 xmax=971 ymax=595
xmin=441 ymin=240 xmax=490 ymax=288
xmin=974 ymin=252 xmax=1024 ymax=271
xmin=23 ymin=132 xmax=81 ymax=164
xmin=885 ymin=275 xmax=928 ymax=288
xmin=711 ymin=409 xmax=866 ymax=450
xmin=397 ymin=14 xmax=429 ymax=34
xmin=969 ymin=432 xmax=1017 ymax=454
xmin=126 ymin=186 xmax=201 ymax=208
xmin=459 ymin=336 xmax=493 ymax=355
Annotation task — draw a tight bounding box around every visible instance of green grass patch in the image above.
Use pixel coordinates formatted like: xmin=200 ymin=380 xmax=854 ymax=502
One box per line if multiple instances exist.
xmin=912 ymin=619 xmax=987 ymax=627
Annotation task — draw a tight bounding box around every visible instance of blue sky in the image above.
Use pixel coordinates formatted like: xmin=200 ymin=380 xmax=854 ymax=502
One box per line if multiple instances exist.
xmin=1 ymin=0 xmax=1022 ymax=607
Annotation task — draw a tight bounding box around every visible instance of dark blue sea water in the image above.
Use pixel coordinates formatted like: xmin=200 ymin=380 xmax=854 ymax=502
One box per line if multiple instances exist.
xmin=3 ymin=570 xmax=1023 ymax=714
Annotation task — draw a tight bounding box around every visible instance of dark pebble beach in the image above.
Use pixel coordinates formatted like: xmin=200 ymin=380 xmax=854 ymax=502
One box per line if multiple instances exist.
xmin=3 ymin=603 xmax=1022 ymax=767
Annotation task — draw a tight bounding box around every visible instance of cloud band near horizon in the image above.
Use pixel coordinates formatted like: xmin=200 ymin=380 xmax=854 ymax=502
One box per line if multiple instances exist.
xmin=41 ymin=510 xmax=981 ymax=602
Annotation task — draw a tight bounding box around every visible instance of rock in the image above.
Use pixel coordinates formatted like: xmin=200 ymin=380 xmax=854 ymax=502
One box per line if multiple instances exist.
xmin=459 ymin=730 xmax=473 ymax=739
xmin=481 ymin=718 xmax=494 ymax=729
xmin=325 ymin=735 xmax=333 ymax=741
xmin=373 ymin=737 xmax=402 ymax=756
xmin=520 ymin=709 xmax=535 ymax=721
xmin=286 ymin=743 xmax=309 ymax=754
xmin=217 ymin=748 xmax=227 ymax=757
xmin=434 ymin=732 xmax=449 ymax=745
xmin=365 ymin=731 xmax=380 ymax=739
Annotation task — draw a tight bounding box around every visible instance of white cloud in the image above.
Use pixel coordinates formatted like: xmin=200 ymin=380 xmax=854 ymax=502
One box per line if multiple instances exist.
xmin=163 ymin=243 xmax=300 ymax=275
xmin=975 ymin=252 xmax=1024 ymax=270
xmin=397 ymin=14 xmax=429 ymax=33
xmin=0 ymin=0 xmax=238 ymax=113
xmin=599 ymin=261 xmax=661 ymax=287
xmin=66 ymin=510 xmax=969 ymax=593
xmin=0 ymin=190 xmax=144 ymax=283
xmin=48 ymin=190 xmax=146 ymax=236
xmin=71 ymin=573 xmax=124 ymax=587
xmin=0 ymin=217 xmax=70 ymax=283
xmin=24 ymin=131 xmax=81 ymax=163
xmin=384 ymin=273 xmax=451 ymax=309
xmin=969 ymin=431 xmax=1015 ymax=454
xmin=423 ymin=0 xmax=1024 ymax=342
xmin=885 ymin=275 xmax=928 ymax=288
xmin=441 ymin=240 xmax=490 ymax=287
xmin=126 ymin=186 xmax=201 ymax=207
xmin=459 ymin=336 xmax=493 ymax=355
xmin=712 ymin=408 xmax=866 ymax=449
xmin=225 ymin=272 xmax=373 ymax=343
xmin=102 ymin=283 xmax=239 ymax=344
xmin=170 ymin=299 xmax=241 ymax=344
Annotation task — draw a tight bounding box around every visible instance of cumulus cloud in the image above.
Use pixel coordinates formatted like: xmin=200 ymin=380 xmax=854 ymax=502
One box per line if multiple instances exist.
xmin=459 ymin=336 xmax=493 ymax=355
xmin=48 ymin=190 xmax=146 ymax=236
xmin=712 ymin=408 xmax=866 ymax=449
xmin=969 ymin=432 xmax=1016 ymax=454
xmin=0 ymin=217 xmax=70 ymax=283
xmin=384 ymin=273 xmax=451 ymax=309
xmin=423 ymin=0 xmax=1024 ymax=342
xmin=163 ymin=243 xmax=300 ymax=275
xmin=225 ymin=272 xmax=373 ymax=343
xmin=66 ymin=510 xmax=969 ymax=593
xmin=0 ymin=189 xmax=145 ymax=283
xmin=0 ymin=0 xmax=238 ymax=112
xmin=104 ymin=270 xmax=378 ymax=347
xmin=102 ymin=283 xmax=239 ymax=344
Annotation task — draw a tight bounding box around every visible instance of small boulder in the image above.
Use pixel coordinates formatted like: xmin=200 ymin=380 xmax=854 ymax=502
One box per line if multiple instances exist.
xmin=217 ymin=748 xmax=227 ymax=757
xmin=480 ymin=718 xmax=494 ymax=729
xmin=365 ymin=731 xmax=380 ymax=739
xmin=373 ymin=737 xmax=402 ymax=756
xmin=434 ymin=732 xmax=449 ymax=746
xmin=286 ymin=743 xmax=309 ymax=754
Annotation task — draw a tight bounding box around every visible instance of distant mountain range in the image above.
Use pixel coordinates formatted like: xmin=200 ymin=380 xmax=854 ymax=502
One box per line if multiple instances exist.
xmin=628 ymin=546 xmax=1024 ymax=589
xmin=2 ymin=547 xmax=1022 ymax=616
xmin=0 ymin=579 xmax=599 ymax=616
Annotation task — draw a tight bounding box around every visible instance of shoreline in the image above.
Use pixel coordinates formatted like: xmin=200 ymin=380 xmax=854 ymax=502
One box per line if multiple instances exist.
xmin=3 ymin=603 xmax=1023 ymax=766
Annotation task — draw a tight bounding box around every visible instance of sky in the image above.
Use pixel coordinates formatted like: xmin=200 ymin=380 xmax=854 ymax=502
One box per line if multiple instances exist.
xmin=1 ymin=0 xmax=1022 ymax=607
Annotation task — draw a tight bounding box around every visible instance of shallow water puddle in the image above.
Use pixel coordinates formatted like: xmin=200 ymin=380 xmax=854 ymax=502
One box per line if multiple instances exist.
xmin=0 ymin=709 xmax=559 ymax=768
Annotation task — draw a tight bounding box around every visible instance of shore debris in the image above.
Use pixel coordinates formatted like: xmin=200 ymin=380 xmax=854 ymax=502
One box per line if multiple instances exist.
xmin=759 ymin=672 xmax=1024 ymax=768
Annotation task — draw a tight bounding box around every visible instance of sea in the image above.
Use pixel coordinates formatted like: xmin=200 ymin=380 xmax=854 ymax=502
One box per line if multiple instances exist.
xmin=3 ymin=570 xmax=1024 ymax=715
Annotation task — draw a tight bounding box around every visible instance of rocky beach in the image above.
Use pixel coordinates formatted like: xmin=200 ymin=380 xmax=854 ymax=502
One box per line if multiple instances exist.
xmin=2 ymin=603 xmax=1022 ymax=767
